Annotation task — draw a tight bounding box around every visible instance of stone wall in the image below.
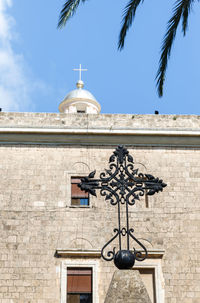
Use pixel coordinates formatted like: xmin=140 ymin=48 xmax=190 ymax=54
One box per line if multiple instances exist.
xmin=0 ymin=113 xmax=200 ymax=302
xmin=104 ymin=270 xmax=151 ymax=303
xmin=1 ymin=112 xmax=200 ymax=130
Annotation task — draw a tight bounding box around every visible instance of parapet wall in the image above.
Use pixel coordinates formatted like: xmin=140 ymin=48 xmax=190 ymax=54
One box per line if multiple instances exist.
xmin=0 ymin=112 xmax=200 ymax=130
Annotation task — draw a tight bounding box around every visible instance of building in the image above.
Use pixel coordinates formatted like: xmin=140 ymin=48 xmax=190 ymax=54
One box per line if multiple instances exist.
xmin=0 ymin=76 xmax=200 ymax=303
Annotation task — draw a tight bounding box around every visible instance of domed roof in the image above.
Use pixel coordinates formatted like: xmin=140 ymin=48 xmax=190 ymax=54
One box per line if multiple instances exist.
xmin=64 ymin=81 xmax=97 ymax=102
xmin=59 ymin=80 xmax=101 ymax=114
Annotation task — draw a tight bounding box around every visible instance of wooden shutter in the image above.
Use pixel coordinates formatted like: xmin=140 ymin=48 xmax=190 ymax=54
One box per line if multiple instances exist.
xmin=67 ymin=268 xmax=92 ymax=294
xmin=71 ymin=178 xmax=88 ymax=198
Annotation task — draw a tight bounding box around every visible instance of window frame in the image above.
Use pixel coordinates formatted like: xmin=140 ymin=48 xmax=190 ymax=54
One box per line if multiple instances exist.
xmin=60 ymin=260 xmax=99 ymax=303
xmin=134 ymin=259 xmax=165 ymax=303
xmin=65 ymin=172 xmax=92 ymax=209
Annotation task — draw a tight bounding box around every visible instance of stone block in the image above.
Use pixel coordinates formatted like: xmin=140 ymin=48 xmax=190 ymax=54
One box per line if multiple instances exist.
xmin=104 ymin=270 xmax=152 ymax=303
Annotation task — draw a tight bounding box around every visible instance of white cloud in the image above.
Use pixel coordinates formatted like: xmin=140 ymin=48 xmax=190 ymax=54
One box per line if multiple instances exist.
xmin=0 ymin=0 xmax=46 ymax=111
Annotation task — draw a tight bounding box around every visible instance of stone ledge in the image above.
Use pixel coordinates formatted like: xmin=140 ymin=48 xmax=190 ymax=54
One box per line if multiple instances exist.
xmin=55 ymin=249 xmax=165 ymax=258
xmin=1 ymin=128 xmax=200 ymax=146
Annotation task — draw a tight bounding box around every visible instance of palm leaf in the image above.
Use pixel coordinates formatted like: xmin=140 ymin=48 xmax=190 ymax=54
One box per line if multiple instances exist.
xmin=58 ymin=0 xmax=88 ymax=28
xmin=182 ymin=0 xmax=194 ymax=35
xmin=118 ymin=0 xmax=144 ymax=50
xmin=156 ymin=0 xmax=194 ymax=97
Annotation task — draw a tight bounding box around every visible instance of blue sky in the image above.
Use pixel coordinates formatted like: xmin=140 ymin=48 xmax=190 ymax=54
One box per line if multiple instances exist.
xmin=1 ymin=0 xmax=200 ymax=114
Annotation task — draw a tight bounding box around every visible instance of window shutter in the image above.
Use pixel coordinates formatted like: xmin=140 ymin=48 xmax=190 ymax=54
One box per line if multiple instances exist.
xmin=67 ymin=268 xmax=92 ymax=294
xmin=71 ymin=183 xmax=88 ymax=198
xmin=71 ymin=178 xmax=89 ymax=198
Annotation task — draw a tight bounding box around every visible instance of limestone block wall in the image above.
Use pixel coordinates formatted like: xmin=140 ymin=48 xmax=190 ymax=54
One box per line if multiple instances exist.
xmin=0 ymin=143 xmax=200 ymax=303
xmin=1 ymin=112 xmax=200 ymax=130
xmin=0 ymin=112 xmax=200 ymax=303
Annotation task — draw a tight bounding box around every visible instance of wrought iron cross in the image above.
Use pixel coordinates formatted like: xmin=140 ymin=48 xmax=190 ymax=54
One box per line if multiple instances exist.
xmin=79 ymin=146 xmax=167 ymax=269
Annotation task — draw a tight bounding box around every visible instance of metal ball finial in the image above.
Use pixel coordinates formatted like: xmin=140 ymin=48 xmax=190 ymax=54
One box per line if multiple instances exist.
xmin=76 ymin=80 xmax=84 ymax=89
xmin=114 ymin=250 xmax=135 ymax=270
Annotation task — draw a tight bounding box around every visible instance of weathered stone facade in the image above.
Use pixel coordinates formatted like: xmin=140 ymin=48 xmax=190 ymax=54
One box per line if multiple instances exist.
xmin=104 ymin=270 xmax=151 ymax=303
xmin=0 ymin=112 xmax=200 ymax=303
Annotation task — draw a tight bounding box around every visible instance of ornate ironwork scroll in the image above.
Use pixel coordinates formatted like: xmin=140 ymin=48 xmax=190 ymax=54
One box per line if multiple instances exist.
xmin=79 ymin=146 xmax=167 ymax=269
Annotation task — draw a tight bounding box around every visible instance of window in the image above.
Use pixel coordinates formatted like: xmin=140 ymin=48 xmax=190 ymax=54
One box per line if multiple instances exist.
xmin=60 ymin=260 xmax=98 ymax=303
xmin=67 ymin=268 xmax=92 ymax=303
xmin=71 ymin=177 xmax=89 ymax=206
xmin=133 ymin=268 xmax=156 ymax=303
xmin=138 ymin=268 xmax=156 ymax=303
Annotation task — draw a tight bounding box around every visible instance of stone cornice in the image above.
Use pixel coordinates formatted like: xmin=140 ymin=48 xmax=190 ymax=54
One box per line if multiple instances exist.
xmin=55 ymin=249 xmax=165 ymax=258
xmin=0 ymin=126 xmax=200 ymax=147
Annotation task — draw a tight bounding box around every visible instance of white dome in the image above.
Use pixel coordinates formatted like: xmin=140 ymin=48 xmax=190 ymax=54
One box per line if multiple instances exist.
xmin=64 ymin=88 xmax=97 ymax=102
xmin=59 ymin=80 xmax=101 ymax=114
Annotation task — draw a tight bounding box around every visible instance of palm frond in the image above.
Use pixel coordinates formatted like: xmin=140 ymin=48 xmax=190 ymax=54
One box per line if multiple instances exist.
xmin=58 ymin=0 xmax=88 ymax=28
xmin=118 ymin=0 xmax=144 ymax=50
xmin=182 ymin=0 xmax=194 ymax=35
xmin=156 ymin=0 xmax=193 ymax=97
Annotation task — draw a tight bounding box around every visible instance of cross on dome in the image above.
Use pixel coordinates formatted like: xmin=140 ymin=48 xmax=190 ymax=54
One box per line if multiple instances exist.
xmin=58 ymin=64 xmax=101 ymax=114
xmin=73 ymin=64 xmax=87 ymax=82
